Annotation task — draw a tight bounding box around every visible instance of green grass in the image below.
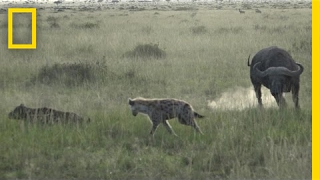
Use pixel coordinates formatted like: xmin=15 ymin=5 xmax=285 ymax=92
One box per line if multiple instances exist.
xmin=0 ymin=2 xmax=311 ymax=179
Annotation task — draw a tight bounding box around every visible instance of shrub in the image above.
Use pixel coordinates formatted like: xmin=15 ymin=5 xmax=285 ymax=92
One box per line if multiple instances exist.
xmin=50 ymin=21 xmax=60 ymax=28
xmin=141 ymin=25 xmax=153 ymax=35
xmin=46 ymin=16 xmax=60 ymax=28
xmin=70 ymin=22 xmax=99 ymax=29
xmin=174 ymin=6 xmax=198 ymax=11
xmin=215 ymin=26 xmax=243 ymax=34
xmin=292 ymin=38 xmax=311 ymax=52
xmin=123 ymin=43 xmax=166 ymax=59
xmin=190 ymin=25 xmax=207 ymax=35
xmin=242 ymin=3 xmax=252 ymax=9
xmin=46 ymin=16 xmax=58 ymax=22
xmin=254 ymin=24 xmax=267 ymax=31
xmin=190 ymin=12 xmax=197 ymax=18
xmin=32 ymin=63 xmax=110 ymax=87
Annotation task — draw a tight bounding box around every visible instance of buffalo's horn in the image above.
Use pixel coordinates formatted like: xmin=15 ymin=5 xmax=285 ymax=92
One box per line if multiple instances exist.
xmin=253 ymin=62 xmax=304 ymax=77
xmin=252 ymin=62 xmax=266 ymax=77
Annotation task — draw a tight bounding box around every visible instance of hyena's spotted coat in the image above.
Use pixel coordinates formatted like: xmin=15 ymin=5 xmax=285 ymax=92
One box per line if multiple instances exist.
xmin=128 ymin=97 xmax=204 ymax=136
xmin=8 ymin=104 xmax=90 ymax=124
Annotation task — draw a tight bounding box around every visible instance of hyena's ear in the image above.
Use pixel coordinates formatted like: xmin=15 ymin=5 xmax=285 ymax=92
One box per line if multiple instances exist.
xmin=128 ymin=99 xmax=135 ymax=106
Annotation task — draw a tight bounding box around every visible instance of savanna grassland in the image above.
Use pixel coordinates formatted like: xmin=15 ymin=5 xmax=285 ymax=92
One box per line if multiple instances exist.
xmin=0 ymin=1 xmax=311 ymax=179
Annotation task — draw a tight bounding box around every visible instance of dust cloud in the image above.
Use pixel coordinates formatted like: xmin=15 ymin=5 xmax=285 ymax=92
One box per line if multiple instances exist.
xmin=208 ymin=86 xmax=278 ymax=111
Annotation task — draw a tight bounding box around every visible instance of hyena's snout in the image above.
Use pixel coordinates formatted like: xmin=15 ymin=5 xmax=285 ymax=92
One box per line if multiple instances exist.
xmin=8 ymin=112 xmax=13 ymax=119
xmin=129 ymin=105 xmax=138 ymax=116
xmin=132 ymin=111 xmax=138 ymax=116
xmin=8 ymin=112 xmax=20 ymax=119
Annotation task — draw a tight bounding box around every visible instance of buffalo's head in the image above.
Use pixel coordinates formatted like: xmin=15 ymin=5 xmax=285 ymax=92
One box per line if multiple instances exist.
xmin=252 ymin=62 xmax=304 ymax=103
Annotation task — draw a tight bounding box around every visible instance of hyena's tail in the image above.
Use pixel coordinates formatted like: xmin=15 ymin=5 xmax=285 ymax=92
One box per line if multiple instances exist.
xmin=194 ymin=112 xmax=205 ymax=118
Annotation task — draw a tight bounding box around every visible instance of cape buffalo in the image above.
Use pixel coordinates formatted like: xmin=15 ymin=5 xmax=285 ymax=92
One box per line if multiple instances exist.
xmin=248 ymin=46 xmax=304 ymax=109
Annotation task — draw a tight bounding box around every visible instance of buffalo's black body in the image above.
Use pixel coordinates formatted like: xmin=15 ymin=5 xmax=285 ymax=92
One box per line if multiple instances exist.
xmin=248 ymin=46 xmax=304 ymax=109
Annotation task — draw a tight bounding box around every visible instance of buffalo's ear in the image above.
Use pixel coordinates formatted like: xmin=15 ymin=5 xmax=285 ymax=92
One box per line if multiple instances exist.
xmin=128 ymin=99 xmax=135 ymax=106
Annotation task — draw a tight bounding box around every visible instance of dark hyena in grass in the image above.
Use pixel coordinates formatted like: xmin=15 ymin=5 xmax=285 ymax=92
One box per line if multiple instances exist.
xmin=8 ymin=104 xmax=90 ymax=124
xmin=128 ymin=97 xmax=204 ymax=136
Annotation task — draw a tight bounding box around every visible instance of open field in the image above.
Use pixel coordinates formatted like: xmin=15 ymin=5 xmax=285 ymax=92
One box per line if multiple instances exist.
xmin=0 ymin=1 xmax=311 ymax=179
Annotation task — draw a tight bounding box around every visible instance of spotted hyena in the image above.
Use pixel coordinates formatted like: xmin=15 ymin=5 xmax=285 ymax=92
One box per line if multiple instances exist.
xmin=128 ymin=97 xmax=204 ymax=136
xmin=8 ymin=104 xmax=90 ymax=124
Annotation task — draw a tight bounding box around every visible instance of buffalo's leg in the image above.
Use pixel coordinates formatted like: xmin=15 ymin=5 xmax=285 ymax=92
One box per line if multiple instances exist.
xmin=274 ymin=93 xmax=287 ymax=108
xmin=292 ymin=83 xmax=300 ymax=109
xmin=254 ymin=84 xmax=263 ymax=107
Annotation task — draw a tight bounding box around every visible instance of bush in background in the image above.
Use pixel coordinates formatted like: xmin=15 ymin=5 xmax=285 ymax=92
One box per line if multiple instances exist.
xmin=123 ymin=43 xmax=166 ymax=59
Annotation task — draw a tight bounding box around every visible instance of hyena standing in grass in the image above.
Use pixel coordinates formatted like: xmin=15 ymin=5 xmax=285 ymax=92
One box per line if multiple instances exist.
xmin=128 ymin=97 xmax=204 ymax=136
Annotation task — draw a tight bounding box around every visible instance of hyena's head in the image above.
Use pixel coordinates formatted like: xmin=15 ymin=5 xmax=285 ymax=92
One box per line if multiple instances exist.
xmin=8 ymin=104 xmax=27 ymax=120
xmin=128 ymin=98 xmax=138 ymax=116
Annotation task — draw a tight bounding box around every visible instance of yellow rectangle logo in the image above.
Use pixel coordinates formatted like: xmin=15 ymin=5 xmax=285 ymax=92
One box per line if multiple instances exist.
xmin=8 ymin=8 xmax=36 ymax=49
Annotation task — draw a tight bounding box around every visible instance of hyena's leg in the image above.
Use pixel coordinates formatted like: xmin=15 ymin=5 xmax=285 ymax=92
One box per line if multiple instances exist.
xmin=191 ymin=120 xmax=204 ymax=135
xmin=150 ymin=123 xmax=160 ymax=135
xmin=149 ymin=115 xmax=161 ymax=136
xmin=162 ymin=121 xmax=178 ymax=136
xmin=178 ymin=115 xmax=204 ymax=135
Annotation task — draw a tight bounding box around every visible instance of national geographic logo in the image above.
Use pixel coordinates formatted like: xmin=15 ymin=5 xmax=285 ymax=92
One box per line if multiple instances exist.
xmin=8 ymin=8 xmax=36 ymax=49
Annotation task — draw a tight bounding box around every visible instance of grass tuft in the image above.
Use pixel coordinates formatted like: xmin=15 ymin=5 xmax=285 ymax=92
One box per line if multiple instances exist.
xmin=32 ymin=63 xmax=110 ymax=87
xmin=123 ymin=43 xmax=166 ymax=59
xmin=190 ymin=25 xmax=207 ymax=35
xmin=174 ymin=6 xmax=198 ymax=11
xmin=46 ymin=16 xmax=60 ymax=28
xmin=215 ymin=26 xmax=243 ymax=34
xmin=70 ymin=22 xmax=99 ymax=29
